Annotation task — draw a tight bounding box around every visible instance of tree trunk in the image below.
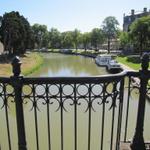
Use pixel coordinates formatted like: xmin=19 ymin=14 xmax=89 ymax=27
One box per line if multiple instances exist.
xmin=84 ymin=45 xmax=87 ymax=52
xmin=75 ymin=44 xmax=77 ymax=52
xmin=108 ymin=38 xmax=110 ymax=54
xmin=140 ymin=34 xmax=143 ymax=56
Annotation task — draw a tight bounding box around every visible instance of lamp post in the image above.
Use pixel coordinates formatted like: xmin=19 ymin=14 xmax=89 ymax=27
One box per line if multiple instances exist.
xmin=130 ymin=53 xmax=149 ymax=150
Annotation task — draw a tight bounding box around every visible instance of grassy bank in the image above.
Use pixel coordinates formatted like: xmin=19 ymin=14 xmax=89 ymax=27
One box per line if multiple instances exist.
xmin=22 ymin=52 xmax=43 ymax=76
xmin=116 ymin=56 xmax=141 ymax=70
xmin=0 ymin=52 xmax=43 ymax=76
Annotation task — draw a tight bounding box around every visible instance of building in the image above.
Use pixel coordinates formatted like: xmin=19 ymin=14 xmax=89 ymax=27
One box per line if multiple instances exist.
xmin=123 ymin=8 xmax=150 ymax=32
xmin=0 ymin=42 xmax=4 ymax=54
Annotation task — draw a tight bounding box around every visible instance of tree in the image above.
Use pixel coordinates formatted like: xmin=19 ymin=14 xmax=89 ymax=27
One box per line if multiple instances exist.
xmin=129 ymin=16 xmax=150 ymax=55
xmin=0 ymin=16 xmax=2 ymax=40
xmin=119 ymin=31 xmax=131 ymax=49
xmin=20 ymin=15 xmax=33 ymax=52
xmin=102 ymin=16 xmax=119 ymax=53
xmin=0 ymin=11 xmax=32 ymax=55
xmin=61 ymin=31 xmax=74 ymax=48
xmin=32 ymin=24 xmax=48 ymax=49
xmin=42 ymin=31 xmax=49 ymax=48
xmin=91 ymin=28 xmax=105 ymax=51
xmin=72 ymin=29 xmax=80 ymax=51
xmin=0 ymin=16 xmax=2 ymax=27
xmin=49 ymin=28 xmax=61 ymax=49
xmin=81 ymin=32 xmax=91 ymax=51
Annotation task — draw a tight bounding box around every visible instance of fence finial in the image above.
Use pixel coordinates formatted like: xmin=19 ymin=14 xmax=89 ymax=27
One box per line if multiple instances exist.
xmin=11 ymin=56 xmax=22 ymax=77
xmin=141 ymin=53 xmax=149 ymax=71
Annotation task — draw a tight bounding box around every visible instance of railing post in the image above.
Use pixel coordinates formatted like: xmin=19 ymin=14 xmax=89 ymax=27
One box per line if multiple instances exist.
xmin=130 ymin=53 xmax=149 ymax=150
xmin=11 ymin=56 xmax=27 ymax=150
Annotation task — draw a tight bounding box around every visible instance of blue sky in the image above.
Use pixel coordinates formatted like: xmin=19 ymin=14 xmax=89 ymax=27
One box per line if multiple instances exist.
xmin=0 ymin=0 xmax=149 ymax=32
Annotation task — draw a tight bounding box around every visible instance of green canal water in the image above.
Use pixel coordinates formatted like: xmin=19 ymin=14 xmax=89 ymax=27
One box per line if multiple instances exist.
xmin=30 ymin=53 xmax=108 ymax=77
xmin=0 ymin=53 xmax=150 ymax=150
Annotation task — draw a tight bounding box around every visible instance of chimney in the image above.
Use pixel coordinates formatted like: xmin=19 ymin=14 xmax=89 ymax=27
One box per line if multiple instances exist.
xmin=131 ymin=9 xmax=134 ymax=15
xmin=143 ymin=7 xmax=147 ymax=13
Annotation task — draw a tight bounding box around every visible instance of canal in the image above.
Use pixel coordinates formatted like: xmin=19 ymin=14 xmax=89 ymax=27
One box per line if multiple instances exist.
xmin=0 ymin=53 xmax=149 ymax=150
xmin=30 ymin=53 xmax=108 ymax=77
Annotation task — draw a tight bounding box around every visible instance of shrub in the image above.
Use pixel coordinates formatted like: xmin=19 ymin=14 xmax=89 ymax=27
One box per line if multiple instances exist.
xmin=126 ymin=55 xmax=141 ymax=63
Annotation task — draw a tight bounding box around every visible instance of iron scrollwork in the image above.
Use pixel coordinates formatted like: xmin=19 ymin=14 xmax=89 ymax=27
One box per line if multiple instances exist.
xmin=21 ymin=80 xmax=123 ymax=113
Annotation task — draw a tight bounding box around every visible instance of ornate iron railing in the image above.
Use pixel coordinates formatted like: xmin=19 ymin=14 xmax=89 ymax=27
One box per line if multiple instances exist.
xmin=0 ymin=54 xmax=150 ymax=150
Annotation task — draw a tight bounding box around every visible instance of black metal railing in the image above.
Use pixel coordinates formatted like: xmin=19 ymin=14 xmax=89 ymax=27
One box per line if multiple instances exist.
xmin=0 ymin=54 xmax=150 ymax=150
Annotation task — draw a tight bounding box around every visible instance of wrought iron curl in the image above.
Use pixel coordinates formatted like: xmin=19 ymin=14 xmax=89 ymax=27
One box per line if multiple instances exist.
xmin=98 ymin=81 xmax=121 ymax=110
xmin=22 ymin=84 xmax=33 ymax=105
xmin=75 ymin=84 xmax=89 ymax=112
xmin=0 ymin=83 xmax=15 ymax=109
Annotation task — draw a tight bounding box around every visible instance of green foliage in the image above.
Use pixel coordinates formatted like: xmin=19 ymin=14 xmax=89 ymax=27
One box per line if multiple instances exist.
xmin=42 ymin=31 xmax=49 ymax=48
xmin=116 ymin=56 xmax=141 ymax=70
xmin=126 ymin=55 xmax=141 ymax=63
xmin=49 ymin=28 xmax=61 ymax=49
xmin=0 ymin=16 xmax=2 ymax=27
xmin=61 ymin=31 xmax=74 ymax=48
xmin=91 ymin=28 xmax=105 ymax=50
xmin=72 ymin=29 xmax=81 ymax=50
xmin=129 ymin=16 xmax=150 ymax=55
xmin=0 ymin=11 xmax=124 ymax=53
xmin=102 ymin=16 xmax=119 ymax=53
xmin=32 ymin=24 xmax=48 ymax=49
xmin=0 ymin=11 xmax=32 ymax=55
xmin=102 ymin=16 xmax=119 ymax=38
xmin=81 ymin=32 xmax=91 ymax=51
xmin=119 ymin=31 xmax=131 ymax=48
xmin=22 ymin=53 xmax=43 ymax=76
xmin=0 ymin=16 xmax=2 ymax=40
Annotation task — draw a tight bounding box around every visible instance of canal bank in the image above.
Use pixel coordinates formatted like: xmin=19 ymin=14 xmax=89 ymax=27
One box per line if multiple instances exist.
xmin=22 ymin=52 xmax=44 ymax=76
xmin=0 ymin=52 xmax=44 ymax=76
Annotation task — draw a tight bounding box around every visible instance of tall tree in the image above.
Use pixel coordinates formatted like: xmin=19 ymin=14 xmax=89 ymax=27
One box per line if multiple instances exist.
xmin=0 ymin=11 xmax=32 ymax=55
xmin=32 ymin=24 xmax=48 ymax=49
xmin=91 ymin=28 xmax=105 ymax=51
xmin=119 ymin=31 xmax=131 ymax=50
xmin=0 ymin=16 xmax=2 ymax=40
xmin=72 ymin=29 xmax=80 ymax=51
xmin=129 ymin=16 xmax=150 ymax=55
xmin=61 ymin=31 xmax=74 ymax=48
xmin=81 ymin=32 xmax=91 ymax=51
xmin=102 ymin=16 xmax=119 ymax=53
xmin=0 ymin=16 xmax=2 ymax=27
xmin=49 ymin=28 xmax=61 ymax=49
xmin=42 ymin=31 xmax=49 ymax=48
xmin=20 ymin=15 xmax=33 ymax=52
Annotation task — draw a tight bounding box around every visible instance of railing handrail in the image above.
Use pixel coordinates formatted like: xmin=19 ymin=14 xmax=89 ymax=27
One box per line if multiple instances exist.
xmin=0 ymin=54 xmax=150 ymax=150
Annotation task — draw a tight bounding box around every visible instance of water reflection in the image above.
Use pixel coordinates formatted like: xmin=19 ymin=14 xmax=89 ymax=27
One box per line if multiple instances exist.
xmin=31 ymin=53 xmax=108 ymax=77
